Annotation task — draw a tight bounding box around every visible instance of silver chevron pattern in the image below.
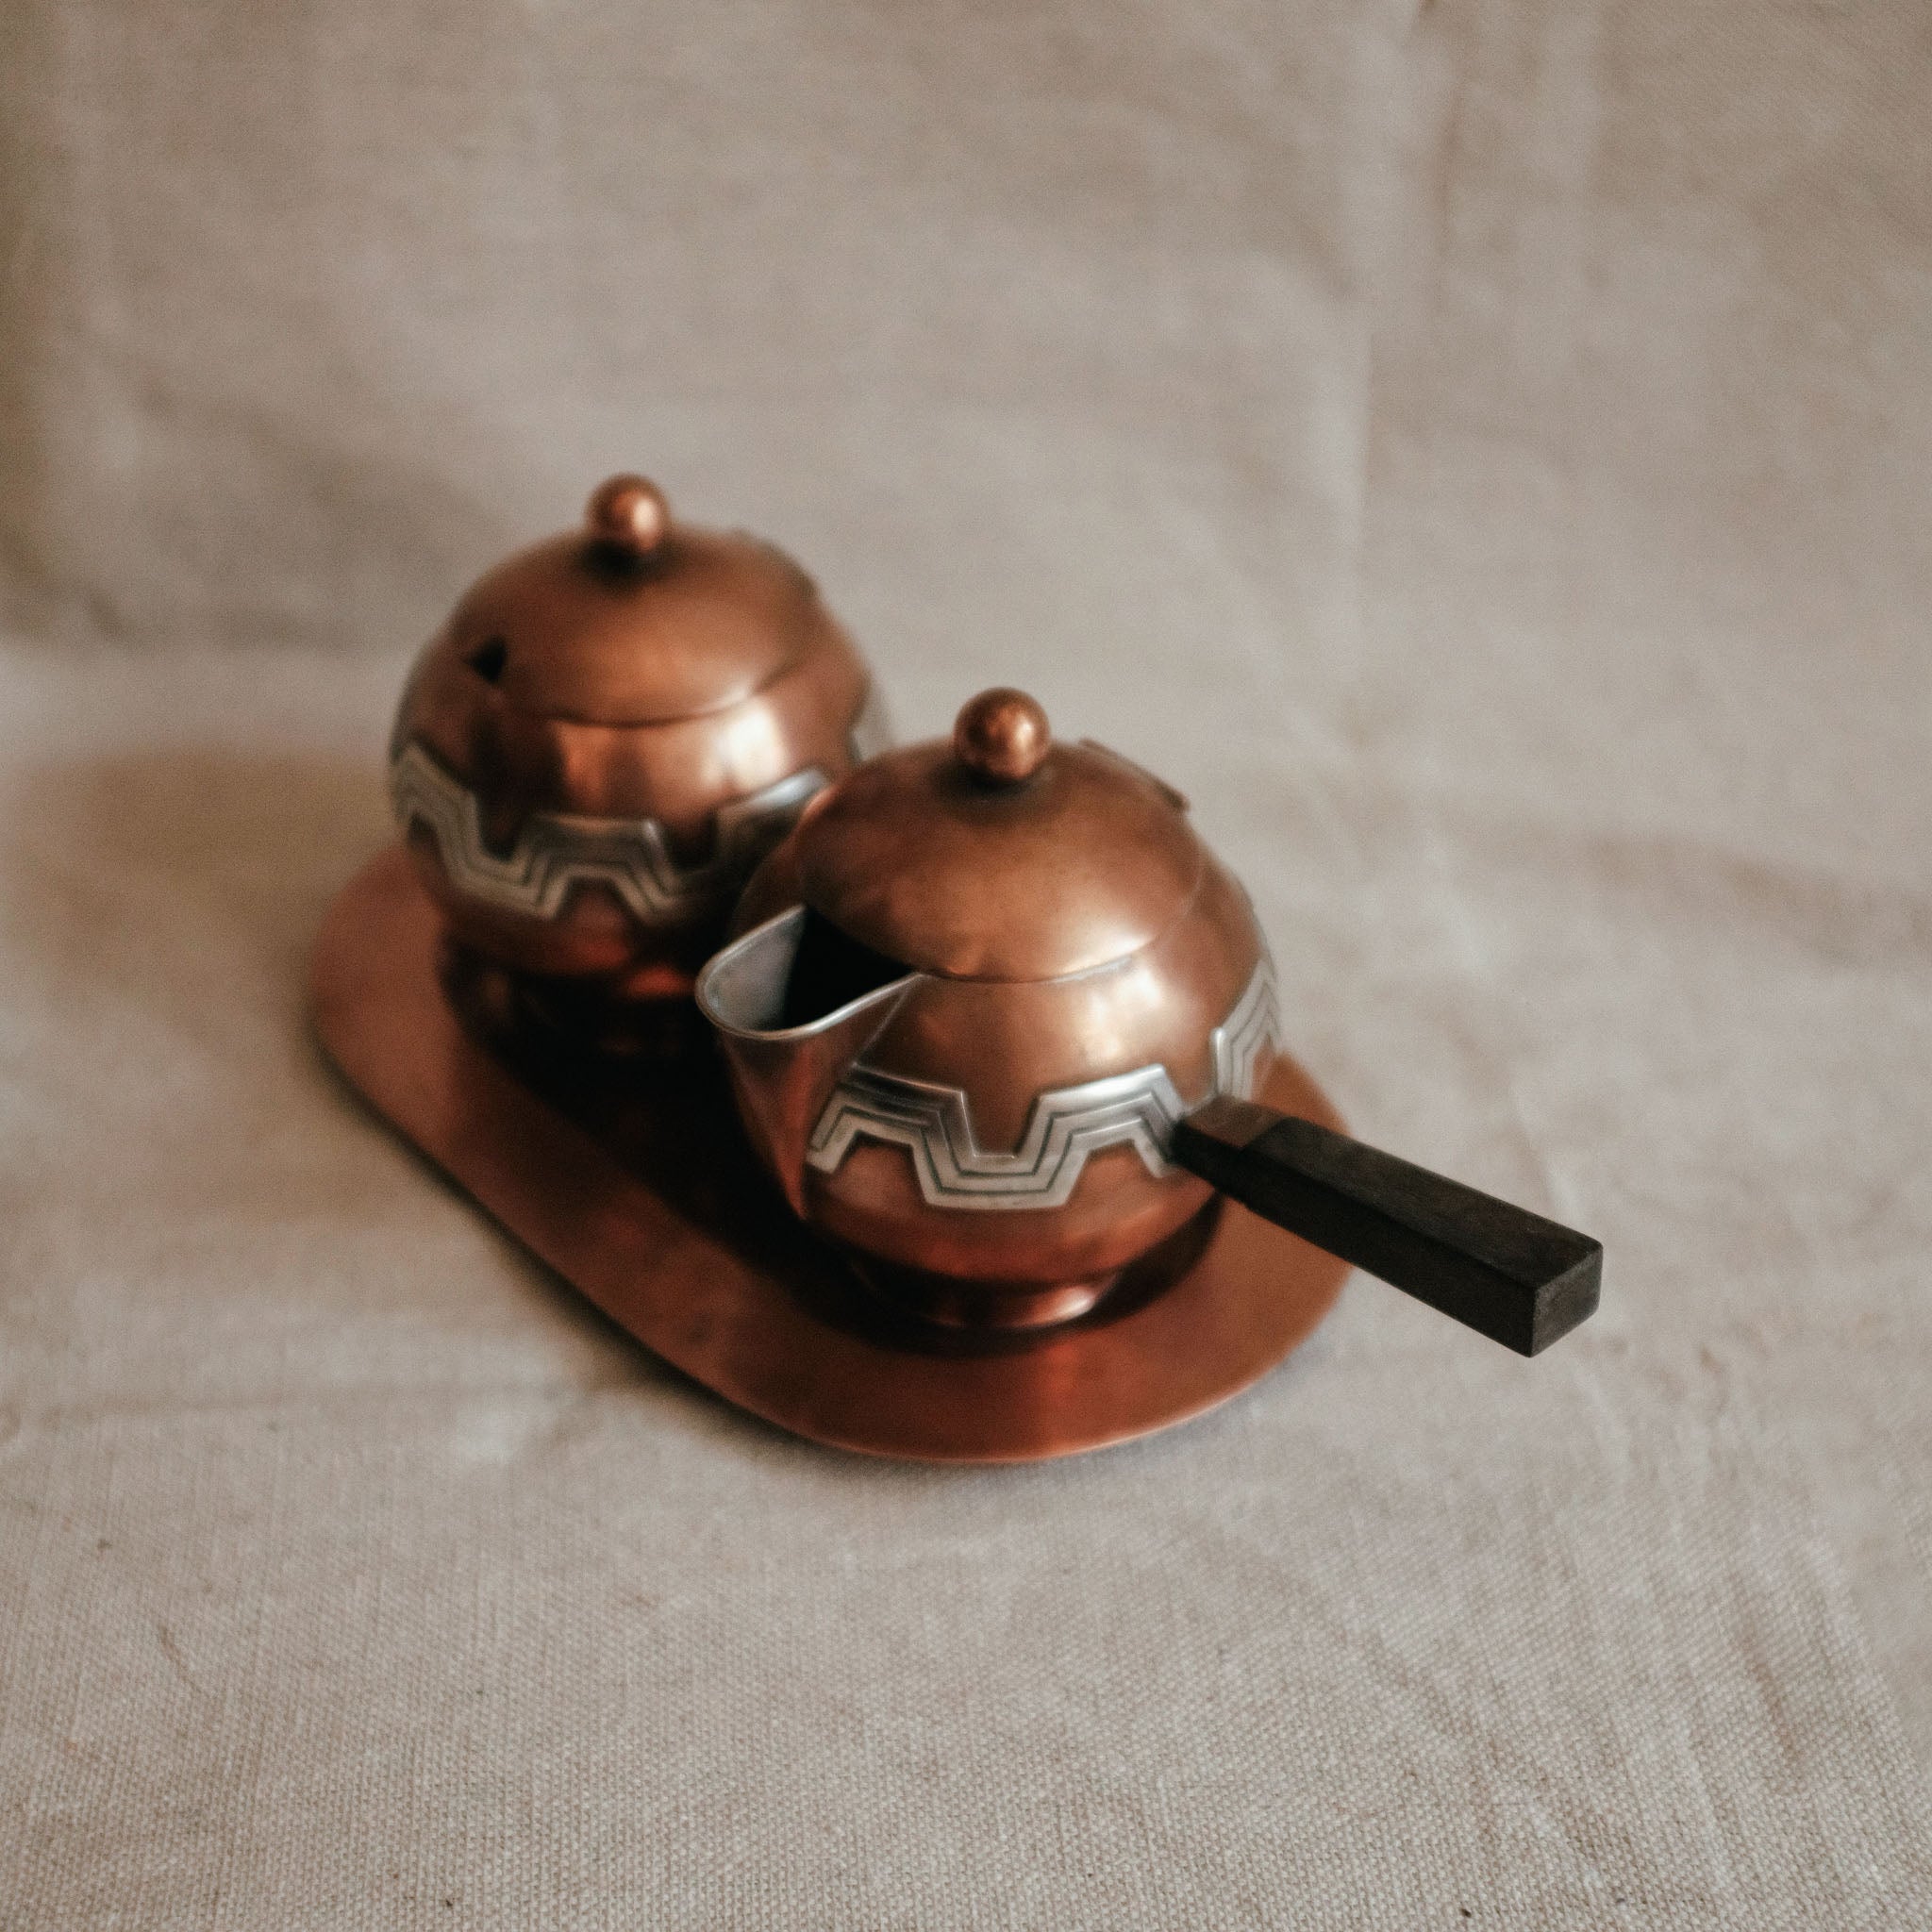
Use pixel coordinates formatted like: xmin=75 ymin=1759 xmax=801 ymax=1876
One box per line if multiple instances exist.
xmin=390 ymin=741 xmax=825 ymax=926
xmin=1209 ymin=953 xmax=1275 ymax=1101
xmin=805 ymin=957 xmax=1278 ymax=1210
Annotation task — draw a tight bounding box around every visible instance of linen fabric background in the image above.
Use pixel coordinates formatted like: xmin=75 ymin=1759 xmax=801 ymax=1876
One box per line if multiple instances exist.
xmin=2 ymin=3 xmax=1929 ymax=1924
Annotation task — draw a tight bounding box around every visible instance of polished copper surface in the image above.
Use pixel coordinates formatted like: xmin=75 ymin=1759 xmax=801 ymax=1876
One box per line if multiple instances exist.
xmin=390 ymin=474 xmax=875 ymax=995
xmin=311 ymin=847 xmax=1349 ymax=1463
xmin=425 ymin=475 xmax=847 ymax=724
xmin=741 ymin=706 xmax=1206 ymax=983
xmin=705 ymin=870 xmax=1265 ymax=1297
xmin=697 ymin=689 xmax=1276 ymax=1319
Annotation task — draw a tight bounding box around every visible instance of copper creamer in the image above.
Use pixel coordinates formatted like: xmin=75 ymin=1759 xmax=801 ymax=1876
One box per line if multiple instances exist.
xmin=700 ymin=690 xmax=1603 ymax=1352
xmin=699 ymin=690 xmax=1275 ymax=1327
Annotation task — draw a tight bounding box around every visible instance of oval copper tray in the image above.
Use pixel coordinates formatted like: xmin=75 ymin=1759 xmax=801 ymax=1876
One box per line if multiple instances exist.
xmin=310 ymin=848 xmax=1351 ymax=1462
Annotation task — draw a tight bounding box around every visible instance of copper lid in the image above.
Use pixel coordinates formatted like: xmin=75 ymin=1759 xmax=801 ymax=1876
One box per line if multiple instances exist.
xmin=443 ymin=475 xmax=844 ymax=726
xmin=791 ymin=689 xmax=1204 ymax=981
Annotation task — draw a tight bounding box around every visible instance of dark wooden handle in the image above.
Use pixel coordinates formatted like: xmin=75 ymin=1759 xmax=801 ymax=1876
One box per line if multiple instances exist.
xmin=1173 ymin=1098 xmax=1601 ymax=1356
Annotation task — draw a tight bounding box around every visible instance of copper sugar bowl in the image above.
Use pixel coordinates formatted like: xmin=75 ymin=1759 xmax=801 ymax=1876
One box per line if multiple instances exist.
xmin=390 ymin=475 xmax=884 ymax=1010
xmin=699 ymin=689 xmax=1603 ymax=1350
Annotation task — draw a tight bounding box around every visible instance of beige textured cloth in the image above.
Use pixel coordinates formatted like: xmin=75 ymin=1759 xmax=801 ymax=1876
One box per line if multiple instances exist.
xmin=3 ymin=3 xmax=1929 ymax=1924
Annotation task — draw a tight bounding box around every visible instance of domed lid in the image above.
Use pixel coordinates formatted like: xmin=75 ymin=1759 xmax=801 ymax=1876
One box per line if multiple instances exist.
xmin=791 ymin=689 xmax=1207 ymax=981
xmin=444 ymin=475 xmax=845 ymax=726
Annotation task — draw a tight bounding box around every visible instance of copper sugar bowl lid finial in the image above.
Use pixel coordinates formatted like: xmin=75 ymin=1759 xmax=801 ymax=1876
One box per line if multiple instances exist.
xmin=584 ymin=473 xmax=672 ymax=557
xmin=387 ymin=473 xmax=889 ymax=1015
xmin=699 ymin=686 xmax=1602 ymax=1353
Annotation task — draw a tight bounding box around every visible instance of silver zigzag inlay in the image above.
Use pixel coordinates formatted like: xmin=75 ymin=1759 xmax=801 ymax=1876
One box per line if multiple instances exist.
xmin=806 ymin=957 xmax=1278 ymax=1210
xmin=390 ymin=741 xmax=826 ymax=926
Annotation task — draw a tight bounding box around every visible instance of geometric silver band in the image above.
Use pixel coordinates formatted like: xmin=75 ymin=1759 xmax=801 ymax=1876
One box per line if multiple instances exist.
xmin=804 ymin=957 xmax=1277 ymax=1210
xmin=1209 ymin=954 xmax=1275 ymax=1103
xmin=389 ymin=741 xmax=827 ymax=928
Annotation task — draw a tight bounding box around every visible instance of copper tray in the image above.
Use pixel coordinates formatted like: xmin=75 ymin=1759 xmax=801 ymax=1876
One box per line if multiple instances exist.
xmin=309 ymin=848 xmax=1352 ymax=1462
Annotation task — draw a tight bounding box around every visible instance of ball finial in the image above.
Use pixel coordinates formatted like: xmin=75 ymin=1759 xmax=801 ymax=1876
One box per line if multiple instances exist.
xmin=953 ymin=688 xmax=1051 ymax=787
xmin=586 ymin=474 xmax=671 ymax=556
